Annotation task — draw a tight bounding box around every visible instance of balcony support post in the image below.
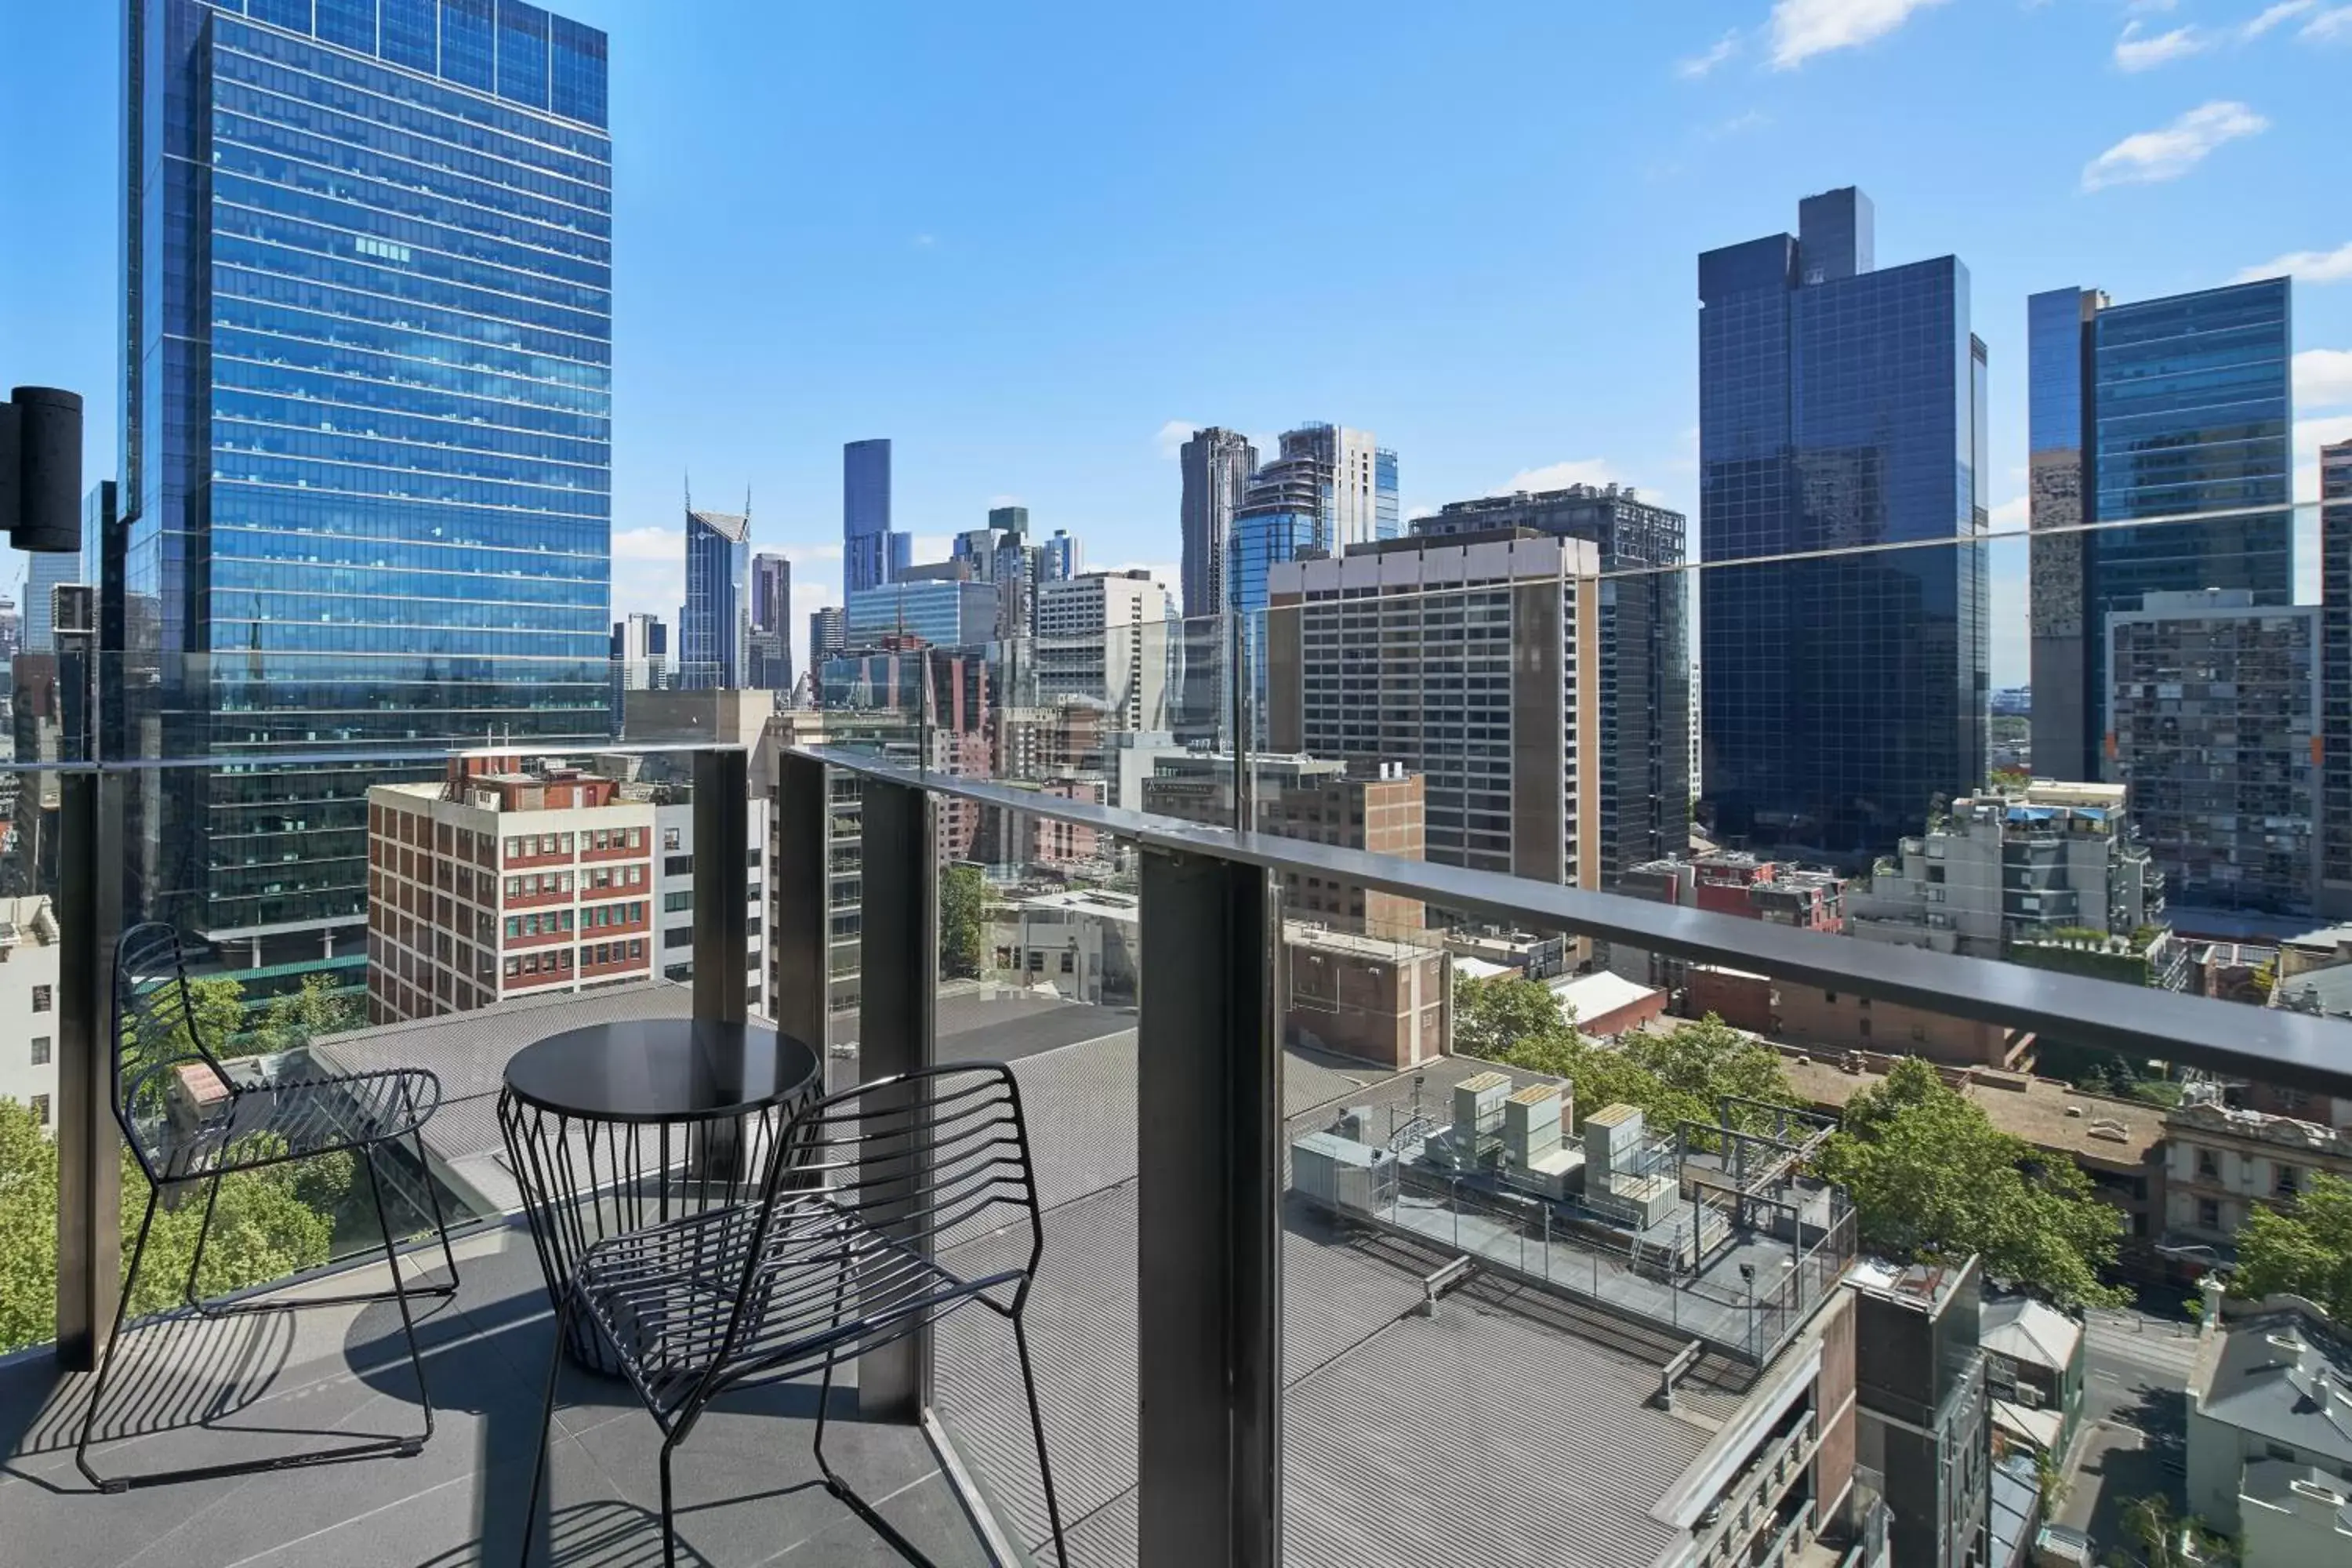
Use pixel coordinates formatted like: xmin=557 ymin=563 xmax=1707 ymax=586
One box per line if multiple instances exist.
xmin=773 ymin=750 xmax=829 ymax=1058
xmin=1137 ymin=849 xmax=1282 ymax=1568
xmin=856 ymin=777 xmax=935 ymax=1422
xmin=691 ymin=746 xmax=750 ymax=1025
xmin=55 ymin=769 xmax=124 ymax=1371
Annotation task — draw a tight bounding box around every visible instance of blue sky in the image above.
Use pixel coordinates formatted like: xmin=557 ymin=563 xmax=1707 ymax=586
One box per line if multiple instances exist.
xmin=5 ymin=0 xmax=2350 ymax=683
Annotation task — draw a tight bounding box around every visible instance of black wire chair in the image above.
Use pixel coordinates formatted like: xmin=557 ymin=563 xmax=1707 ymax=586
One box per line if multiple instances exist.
xmin=521 ymin=1062 xmax=1069 ymax=1568
xmin=76 ymin=922 xmax=461 ymax=1492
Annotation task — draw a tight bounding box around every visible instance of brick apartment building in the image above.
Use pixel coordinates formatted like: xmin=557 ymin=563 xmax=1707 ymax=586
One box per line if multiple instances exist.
xmin=367 ymin=760 xmax=656 ymax=1024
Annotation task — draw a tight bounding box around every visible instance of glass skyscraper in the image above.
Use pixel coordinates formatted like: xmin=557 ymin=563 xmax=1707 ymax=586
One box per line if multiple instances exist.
xmin=681 ymin=508 xmax=750 ymax=689
xmin=844 ymin=437 xmax=907 ymax=593
xmin=2027 ymin=279 xmax=2293 ymax=782
xmin=124 ymin=0 xmax=612 ymax=962
xmin=1697 ymin=187 xmax=1988 ymax=858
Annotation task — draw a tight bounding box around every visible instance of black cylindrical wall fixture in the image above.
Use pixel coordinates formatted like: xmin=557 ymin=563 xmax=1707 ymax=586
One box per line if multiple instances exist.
xmin=8 ymin=386 xmax=84 ymax=553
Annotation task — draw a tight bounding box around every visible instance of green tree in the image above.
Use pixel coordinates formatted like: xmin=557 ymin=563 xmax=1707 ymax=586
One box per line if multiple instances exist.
xmin=938 ymin=862 xmax=993 ymax=980
xmin=1619 ymin=1014 xmax=1796 ymax=1122
xmin=1453 ymin=975 xmax=1578 ymax=1065
xmin=2101 ymin=1494 xmax=2233 ymax=1568
xmin=1818 ymin=1058 xmax=2129 ymax=1308
xmin=2230 ymin=1170 xmax=2352 ymax=1320
xmin=0 ymin=1097 xmax=340 ymax=1356
xmin=252 ymin=972 xmax=364 ymax=1053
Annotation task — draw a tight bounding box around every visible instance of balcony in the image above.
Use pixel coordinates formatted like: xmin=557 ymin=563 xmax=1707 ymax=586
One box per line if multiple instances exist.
xmin=9 ymin=630 xmax=2352 ymax=1568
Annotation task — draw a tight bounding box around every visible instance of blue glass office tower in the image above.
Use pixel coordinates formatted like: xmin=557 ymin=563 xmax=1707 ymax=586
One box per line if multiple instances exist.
xmin=124 ymin=0 xmax=612 ymax=960
xmin=2027 ymin=279 xmax=2293 ymax=782
xmin=844 ymin=438 xmax=909 ymax=593
xmin=1698 ymin=188 xmax=1988 ymax=858
xmin=681 ymin=508 xmax=750 ymax=688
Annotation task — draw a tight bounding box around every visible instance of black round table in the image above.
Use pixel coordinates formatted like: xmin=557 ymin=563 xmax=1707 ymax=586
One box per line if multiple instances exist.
xmin=496 ymin=1018 xmax=823 ymax=1373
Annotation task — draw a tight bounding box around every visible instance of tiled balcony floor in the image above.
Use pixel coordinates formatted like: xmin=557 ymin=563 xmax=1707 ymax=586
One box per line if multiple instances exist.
xmin=0 ymin=1223 xmax=990 ymax=1567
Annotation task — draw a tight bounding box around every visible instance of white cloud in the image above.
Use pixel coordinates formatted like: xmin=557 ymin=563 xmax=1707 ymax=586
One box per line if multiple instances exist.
xmin=2113 ymin=20 xmax=2209 ymax=69
xmin=1768 ymin=0 xmax=1950 ymax=68
xmin=1989 ymin=496 xmax=2028 ymax=531
xmin=775 ymin=539 xmax=844 ymax=566
xmin=1154 ymin=419 xmax=1198 ymax=460
xmin=612 ymin=524 xmax=681 ymax=562
xmin=2303 ymin=5 xmax=2352 ymax=40
xmin=987 ymin=494 xmax=1023 ymax=509
xmin=2297 ymin=414 xmax=2352 ymax=504
xmin=1676 ymin=31 xmax=1740 ymax=78
xmin=2298 ymin=349 xmax=2352 ymax=410
xmin=2081 ymin=100 xmax=2267 ymax=191
xmin=1406 ymin=503 xmax=1438 ymax=521
xmin=2234 ymin=240 xmax=2352 ymax=284
xmin=1699 ymin=110 xmax=1773 ymax=140
xmin=2241 ymin=0 xmax=2315 ymax=37
xmin=909 ymin=534 xmax=955 ymax=564
xmin=912 ymin=234 xmax=936 ymax=248
xmin=1495 ymin=459 xmax=1623 ymax=495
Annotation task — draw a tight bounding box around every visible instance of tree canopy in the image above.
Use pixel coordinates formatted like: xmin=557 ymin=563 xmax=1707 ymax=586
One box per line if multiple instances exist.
xmin=938 ymin=863 xmax=993 ymax=979
xmin=2230 ymin=1170 xmax=2352 ymax=1321
xmin=1817 ymin=1058 xmax=2129 ymax=1308
xmin=1452 ymin=975 xmax=1797 ymax=1136
xmin=2 ymin=971 xmax=369 ymax=1356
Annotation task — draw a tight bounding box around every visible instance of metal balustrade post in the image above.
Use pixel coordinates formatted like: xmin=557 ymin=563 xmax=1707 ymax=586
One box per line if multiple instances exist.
xmin=691 ymin=746 xmax=750 ymax=1026
xmin=55 ymin=769 xmax=123 ymax=1371
xmin=856 ymin=777 xmax=936 ymax=1422
xmin=1137 ymin=848 xmax=1281 ymax=1568
xmin=774 ymin=751 xmax=830 ymax=1058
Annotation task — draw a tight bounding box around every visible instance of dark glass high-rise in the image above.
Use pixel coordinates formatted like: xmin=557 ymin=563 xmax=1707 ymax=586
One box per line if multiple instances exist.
xmin=122 ymin=0 xmax=612 ymax=971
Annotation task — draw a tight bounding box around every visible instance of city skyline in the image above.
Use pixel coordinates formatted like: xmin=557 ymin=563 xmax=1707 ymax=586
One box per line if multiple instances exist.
xmin=7 ymin=2 xmax=2352 ymax=690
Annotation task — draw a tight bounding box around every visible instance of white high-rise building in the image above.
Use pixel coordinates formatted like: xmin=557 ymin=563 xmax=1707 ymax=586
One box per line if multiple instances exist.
xmin=1036 ymin=571 xmax=1175 ymax=733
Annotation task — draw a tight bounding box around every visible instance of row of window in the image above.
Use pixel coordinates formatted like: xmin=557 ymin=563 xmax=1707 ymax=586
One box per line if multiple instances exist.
xmin=506 ymin=827 xmax=645 ymax=858
xmin=501 ymin=938 xmax=644 ymax=978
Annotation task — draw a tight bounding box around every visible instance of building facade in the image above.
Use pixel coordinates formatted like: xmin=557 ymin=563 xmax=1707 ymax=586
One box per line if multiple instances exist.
xmin=2323 ymin=441 xmax=2352 ymax=916
xmin=2028 ymin=281 xmax=2295 ymax=783
xmin=1267 ymin=532 xmax=1600 ymax=892
xmin=2107 ymin=590 xmax=2320 ymax=916
xmin=122 ymin=0 xmax=615 ymax=962
xmin=366 ymin=763 xmax=655 ymax=1023
xmin=2186 ymin=1292 xmax=2352 ymax=1560
xmin=748 ymin=551 xmax=792 ymax=691
xmin=0 ymin=897 xmax=61 ymax=1131
xmin=844 ymin=581 xmax=1000 ymax=650
xmin=1414 ymin=487 xmax=1690 ymax=884
xmin=1145 ymin=752 xmax=1428 ymax=938
xmin=681 ymin=508 xmax=750 ymax=689
xmin=1846 ymin=782 xmax=2161 ymax=960
xmin=1698 ymin=187 xmax=1988 ymax=859
xmin=612 ymin=612 xmax=666 ymax=690
xmin=1179 ymin=426 xmax=1257 ymax=620
xmin=843 ymin=437 xmax=903 ymax=593
xmin=1033 ymin=571 xmax=1171 ymax=733
xmin=1847 ymin=1257 xmax=1991 ymax=1568
xmin=808 ymin=605 xmax=846 ymax=668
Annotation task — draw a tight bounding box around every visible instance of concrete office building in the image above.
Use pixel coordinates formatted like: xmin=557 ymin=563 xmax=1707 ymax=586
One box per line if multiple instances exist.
xmin=1268 ymin=533 xmax=1600 ymax=897
xmin=1179 ymin=427 xmax=1258 ymax=620
xmin=808 ymin=605 xmax=847 ymax=668
xmin=1033 ymin=571 xmax=1172 ymax=733
xmin=611 ymin=612 xmax=667 ymax=691
xmin=1846 ymin=782 xmax=2161 ymax=960
xmin=1145 ymin=752 xmax=1428 ymax=938
xmin=2107 ymin=590 xmax=2321 ymax=917
xmin=2028 ymin=280 xmax=2294 ymax=782
xmin=1414 ymin=486 xmax=1690 ymax=884
xmin=1698 ymin=187 xmax=1988 ymax=858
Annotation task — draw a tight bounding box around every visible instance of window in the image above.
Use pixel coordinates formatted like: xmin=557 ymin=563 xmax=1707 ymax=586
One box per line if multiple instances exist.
xmin=2277 ymin=1164 xmax=2301 ymax=1197
xmin=1060 ymin=951 xmax=1074 ymax=974
xmin=1857 ymin=1018 xmax=1871 ymax=1039
xmin=1823 ymin=991 xmax=1837 ymax=1004
xmin=504 ymin=957 xmax=521 ymax=978
xmin=628 ymin=829 xmax=644 ymax=849
xmin=665 ymin=891 xmax=693 ymax=913
xmin=2198 ymin=1150 xmax=2221 ymax=1182
xmin=629 ymin=939 xmax=644 ymax=960
xmin=665 ymin=827 xmax=682 ymax=851
xmin=2198 ymin=1198 xmax=2222 ymax=1230
xmin=666 ymin=855 xmax=694 ymax=877
xmin=665 ymin=927 xmax=692 ymax=949
xmin=1909 ymin=1025 xmax=1928 ymax=1044
xmin=506 ymin=836 xmax=522 ymax=858
xmin=31 ymin=1036 xmax=52 ymax=1066
xmin=31 ymin=1094 xmax=49 ymax=1127
xmin=32 ymin=985 xmax=52 ymax=1013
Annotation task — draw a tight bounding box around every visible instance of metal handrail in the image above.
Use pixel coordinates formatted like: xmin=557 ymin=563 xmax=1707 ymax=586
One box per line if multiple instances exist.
xmin=797 ymin=745 xmax=2352 ymax=1096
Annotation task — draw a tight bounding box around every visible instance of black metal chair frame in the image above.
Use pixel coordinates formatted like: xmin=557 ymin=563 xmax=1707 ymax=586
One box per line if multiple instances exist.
xmin=75 ymin=922 xmax=462 ymax=1493
xmin=520 ymin=1062 xmax=1069 ymax=1568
